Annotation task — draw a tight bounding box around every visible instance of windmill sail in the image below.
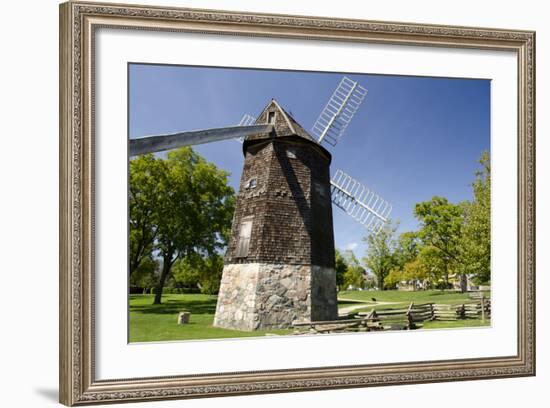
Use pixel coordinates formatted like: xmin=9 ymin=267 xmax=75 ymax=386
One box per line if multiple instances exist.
xmin=235 ymin=114 xmax=256 ymax=143
xmin=311 ymin=76 xmax=367 ymax=146
xmin=330 ymin=169 xmax=392 ymax=234
xmin=129 ymin=123 xmax=272 ymax=156
xmin=239 ymin=114 xmax=256 ymax=127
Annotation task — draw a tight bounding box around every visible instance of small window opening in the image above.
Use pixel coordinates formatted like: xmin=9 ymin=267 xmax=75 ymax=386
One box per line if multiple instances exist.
xmin=286 ymin=148 xmax=297 ymax=159
xmin=245 ymin=178 xmax=257 ymax=189
xmin=267 ymin=111 xmax=276 ymax=124
xmin=314 ymin=181 xmax=327 ymax=198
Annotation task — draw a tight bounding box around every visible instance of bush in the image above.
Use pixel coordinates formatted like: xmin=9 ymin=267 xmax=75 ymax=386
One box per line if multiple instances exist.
xmin=435 ymin=281 xmax=453 ymax=290
xmin=129 ymin=286 xmax=145 ymax=294
xmin=157 ymin=287 xmax=201 ymax=295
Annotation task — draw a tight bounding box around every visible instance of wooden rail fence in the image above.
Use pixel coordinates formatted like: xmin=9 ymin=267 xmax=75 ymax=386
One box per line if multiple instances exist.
xmin=292 ymin=295 xmax=491 ymax=334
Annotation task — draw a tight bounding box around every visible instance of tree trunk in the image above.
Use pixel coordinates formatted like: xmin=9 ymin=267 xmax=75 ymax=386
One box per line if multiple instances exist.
xmin=153 ymin=252 xmax=173 ymax=304
xmin=129 ymin=258 xmax=140 ymax=277
xmin=459 ymin=273 xmax=468 ymax=293
xmin=129 ymin=235 xmax=147 ymax=277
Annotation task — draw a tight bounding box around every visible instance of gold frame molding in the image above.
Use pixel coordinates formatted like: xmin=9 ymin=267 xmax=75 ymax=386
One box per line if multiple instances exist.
xmin=59 ymin=1 xmax=536 ymax=405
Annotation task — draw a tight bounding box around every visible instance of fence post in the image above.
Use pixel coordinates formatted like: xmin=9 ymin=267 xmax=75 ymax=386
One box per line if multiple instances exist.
xmin=458 ymin=304 xmax=465 ymax=319
xmin=364 ymin=310 xmax=373 ymax=331
xmin=407 ymin=302 xmax=414 ymax=329
xmin=481 ymin=293 xmax=486 ymax=323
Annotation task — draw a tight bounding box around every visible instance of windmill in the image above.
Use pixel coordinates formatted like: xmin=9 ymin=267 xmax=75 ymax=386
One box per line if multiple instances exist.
xmin=130 ymin=76 xmax=392 ymax=330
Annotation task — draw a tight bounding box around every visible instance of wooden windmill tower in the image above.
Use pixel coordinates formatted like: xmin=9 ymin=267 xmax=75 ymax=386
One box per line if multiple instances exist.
xmin=130 ymin=76 xmax=392 ymax=331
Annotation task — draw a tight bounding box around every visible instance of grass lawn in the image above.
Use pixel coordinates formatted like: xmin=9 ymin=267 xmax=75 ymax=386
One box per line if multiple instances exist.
xmin=422 ymin=319 xmax=490 ymax=329
xmin=129 ymin=290 xmax=490 ymax=342
xmin=129 ymin=294 xmax=292 ymax=343
xmin=337 ymin=299 xmax=375 ymax=309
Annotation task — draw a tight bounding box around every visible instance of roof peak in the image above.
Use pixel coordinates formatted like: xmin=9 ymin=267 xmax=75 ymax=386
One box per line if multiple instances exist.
xmin=242 ymin=99 xmax=331 ymax=161
xmin=255 ymin=99 xmax=317 ymax=144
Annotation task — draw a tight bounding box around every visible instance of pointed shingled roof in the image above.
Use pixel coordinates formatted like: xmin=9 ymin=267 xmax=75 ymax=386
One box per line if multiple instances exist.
xmin=243 ymin=99 xmax=319 ymax=145
xmin=269 ymin=99 xmax=318 ymax=143
xmin=241 ymin=99 xmax=331 ymax=161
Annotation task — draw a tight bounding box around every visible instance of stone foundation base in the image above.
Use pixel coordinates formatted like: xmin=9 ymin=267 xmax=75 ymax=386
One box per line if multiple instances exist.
xmin=213 ymin=263 xmax=337 ymax=331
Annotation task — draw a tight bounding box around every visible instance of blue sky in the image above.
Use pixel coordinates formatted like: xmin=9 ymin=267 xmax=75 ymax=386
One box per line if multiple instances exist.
xmin=129 ymin=64 xmax=490 ymax=258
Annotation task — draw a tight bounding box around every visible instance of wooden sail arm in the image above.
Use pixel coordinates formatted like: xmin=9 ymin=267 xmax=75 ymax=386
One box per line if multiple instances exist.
xmin=130 ymin=124 xmax=273 ymax=156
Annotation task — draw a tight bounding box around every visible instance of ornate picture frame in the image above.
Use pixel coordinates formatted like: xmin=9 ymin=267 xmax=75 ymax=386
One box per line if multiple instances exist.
xmin=59 ymin=1 xmax=535 ymax=405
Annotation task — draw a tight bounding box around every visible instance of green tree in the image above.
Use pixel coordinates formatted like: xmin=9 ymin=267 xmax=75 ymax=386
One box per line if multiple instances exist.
xmin=394 ymin=231 xmax=421 ymax=269
xmin=171 ymin=253 xmax=201 ymax=290
xmin=152 ymin=147 xmax=235 ymax=304
xmin=414 ymin=197 xmax=465 ymax=291
xmin=381 ymin=231 xmax=421 ymax=290
xmin=342 ymin=250 xmax=366 ymax=289
xmin=334 ymin=249 xmax=349 ymax=291
xmin=461 ymin=151 xmax=491 ymax=284
xmin=129 ymin=154 xmax=164 ymax=276
xmin=363 ymin=274 xmax=377 ymax=290
xmin=384 ymin=267 xmax=403 ymax=290
xmin=129 ymin=256 xmax=158 ymax=293
xmin=129 ymin=147 xmax=235 ymax=304
xmin=173 ymin=252 xmax=225 ymax=294
xmin=384 ymin=258 xmax=429 ymax=291
xmin=402 ymin=258 xmax=428 ymax=290
xmin=363 ymin=221 xmax=398 ymax=290
xmin=417 ymin=245 xmax=445 ymax=289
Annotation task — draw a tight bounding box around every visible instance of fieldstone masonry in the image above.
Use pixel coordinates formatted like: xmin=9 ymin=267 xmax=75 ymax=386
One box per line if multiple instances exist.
xmin=213 ymin=99 xmax=338 ymax=330
xmin=214 ymin=263 xmax=337 ymax=330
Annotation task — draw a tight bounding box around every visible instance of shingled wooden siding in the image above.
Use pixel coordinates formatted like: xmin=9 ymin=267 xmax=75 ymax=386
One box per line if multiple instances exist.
xmin=224 ymin=137 xmax=335 ymax=268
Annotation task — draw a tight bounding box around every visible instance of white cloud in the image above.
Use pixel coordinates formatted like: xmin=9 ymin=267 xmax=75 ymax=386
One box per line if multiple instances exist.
xmin=345 ymin=242 xmax=358 ymax=251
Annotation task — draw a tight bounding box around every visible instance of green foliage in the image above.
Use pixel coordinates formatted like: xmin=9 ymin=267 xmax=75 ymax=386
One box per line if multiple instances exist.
xmin=383 ymin=258 xmax=428 ymax=290
xmin=402 ymin=259 xmax=428 ymax=285
xmin=417 ymin=245 xmax=446 ymax=287
xmin=394 ymin=231 xmax=421 ymax=269
xmin=363 ymin=274 xmax=377 ymax=290
xmin=173 ymin=253 xmax=225 ymax=295
xmin=460 ymin=151 xmax=491 ymax=284
xmin=335 ymin=249 xmax=367 ymax=290
xmin=129 ymin=256 xmax=158 ymax=290
xmin=129 ymin=154 xmax=165 ymax=275
xmin=414 ymin=196 xmax=464 ymax=289
xmin=363 ymin=221 xmax=399 ymax=290
xmin=342 ymin=250 xmax=366 ymax=289
xmin=171 ymin=257 xmax=198 ymax=289
xmin=383 ymin=268 xmax=403 ymax=290
xmin=129 ymin=147 xmax=235 ymax=304
xmin=334 ymin=249 xmax=348 ymax=290
xmin=154 ymin=147 xmax=235 ymax=258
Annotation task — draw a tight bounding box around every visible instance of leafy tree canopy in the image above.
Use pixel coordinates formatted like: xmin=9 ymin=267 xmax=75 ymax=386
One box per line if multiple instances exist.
xmin=363 ymin=221 xmax=399 ymax=290
xmin=460 ymin=151 xmax=491 ymax=284
xmin=414 ymin=196 xmax=464 ymax=289
xmin=129 ymin=147 xmax=235 ymax=304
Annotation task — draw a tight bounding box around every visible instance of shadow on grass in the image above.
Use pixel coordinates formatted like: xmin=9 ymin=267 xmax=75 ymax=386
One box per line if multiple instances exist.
xmin=337 ymin=300 xmax=368 ymax=307
xmin=427 ymin=291 xmax=462 ymax=297
xmin=131 ymin=298 xmax=218 ymax=315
